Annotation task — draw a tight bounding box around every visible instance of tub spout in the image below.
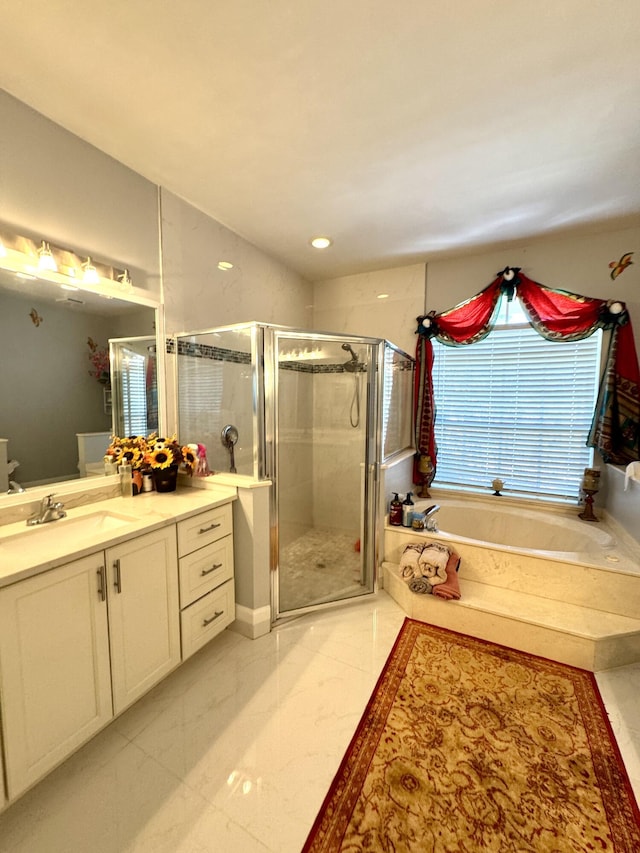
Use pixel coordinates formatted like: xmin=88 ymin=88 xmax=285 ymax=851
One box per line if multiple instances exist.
xmin=423 ymin=504 xmax=440 ymax=532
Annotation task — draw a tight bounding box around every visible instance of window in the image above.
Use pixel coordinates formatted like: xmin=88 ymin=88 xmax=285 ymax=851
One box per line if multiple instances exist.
xmin=431 ymin=297 xmax=602 ymax=499
xmin=381 ymin=343 xmax=413 ymax=460
xmin=120 ymin=349 xmax=148 ymax=436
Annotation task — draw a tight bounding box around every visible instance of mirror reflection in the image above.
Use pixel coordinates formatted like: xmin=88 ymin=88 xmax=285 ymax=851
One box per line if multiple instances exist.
xmin=0 ymin=268 xmax=157 ymax=493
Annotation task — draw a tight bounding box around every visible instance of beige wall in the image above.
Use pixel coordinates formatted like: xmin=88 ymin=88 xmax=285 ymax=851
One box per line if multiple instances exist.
xmin=312 ymin=263 xmax=425 ymax=355
xmin=160 ymin=189 xmax=312 ymax=334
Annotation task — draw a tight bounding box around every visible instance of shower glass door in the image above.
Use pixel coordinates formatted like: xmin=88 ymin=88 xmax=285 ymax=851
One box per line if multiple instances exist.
xmin=270 ymin=330 xmax=380 ymax=619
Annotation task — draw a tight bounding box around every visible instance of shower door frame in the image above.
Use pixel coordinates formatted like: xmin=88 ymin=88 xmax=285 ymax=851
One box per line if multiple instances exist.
xmin=264 ymin=327 xmax=383 ymax=623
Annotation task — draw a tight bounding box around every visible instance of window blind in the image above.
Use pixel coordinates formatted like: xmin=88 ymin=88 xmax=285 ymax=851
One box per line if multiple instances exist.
xmin=177 ymin=355 xmax=224 ymax=441
xmin=121 ymin=350 xmax=148 ymax=436
xmin=431 ymin=325 xmax=602 ymax=499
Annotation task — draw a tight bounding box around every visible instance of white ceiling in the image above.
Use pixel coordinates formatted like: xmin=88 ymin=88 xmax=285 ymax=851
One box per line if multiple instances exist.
xmin=2 ymin=1 xmax=639 ymax=281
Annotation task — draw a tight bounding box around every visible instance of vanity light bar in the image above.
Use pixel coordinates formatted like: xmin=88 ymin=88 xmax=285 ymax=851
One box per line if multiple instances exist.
xmin=0 ymin=225 xmax=133 ymax=293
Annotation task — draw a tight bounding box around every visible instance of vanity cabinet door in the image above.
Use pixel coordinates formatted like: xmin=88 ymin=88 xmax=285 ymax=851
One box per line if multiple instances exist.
xmin=0 ymin=554 xmax=112 ymax=800
xmin=106 ymin=526 xmax=180 ymax=714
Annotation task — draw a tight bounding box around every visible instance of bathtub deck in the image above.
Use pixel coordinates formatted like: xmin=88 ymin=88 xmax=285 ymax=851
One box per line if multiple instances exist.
xmin=382 ymin=523 xmax=640 ymax=671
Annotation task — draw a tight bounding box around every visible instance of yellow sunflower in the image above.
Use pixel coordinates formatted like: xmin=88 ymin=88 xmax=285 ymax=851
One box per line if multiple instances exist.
xmin=181 ymin=446 xmax=197 ymax=474
xmin=146 ymin=448 xmax=171 ymax=469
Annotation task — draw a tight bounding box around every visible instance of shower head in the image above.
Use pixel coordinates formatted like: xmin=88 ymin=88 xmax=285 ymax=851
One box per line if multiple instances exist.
xmin=341 ymin=342 xmax=361 ymax=371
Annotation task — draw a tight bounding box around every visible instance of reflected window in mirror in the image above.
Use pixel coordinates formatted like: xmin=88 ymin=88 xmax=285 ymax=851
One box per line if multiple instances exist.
xmin=111 ymin=338 xmax=159 ymax=437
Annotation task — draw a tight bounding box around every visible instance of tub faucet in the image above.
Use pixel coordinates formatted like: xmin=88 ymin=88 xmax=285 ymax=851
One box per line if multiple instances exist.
xmin=27 ymin=494 xmax=67 ymax=526
xmin=423 ymin=504 xmax=440 ymax=532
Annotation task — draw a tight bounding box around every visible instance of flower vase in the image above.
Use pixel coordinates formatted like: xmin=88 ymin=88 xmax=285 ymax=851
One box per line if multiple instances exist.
xmin=153 ymin=465 xmax=179 ymax=493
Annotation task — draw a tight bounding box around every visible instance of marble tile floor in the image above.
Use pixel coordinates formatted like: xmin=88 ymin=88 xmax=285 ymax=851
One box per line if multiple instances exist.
xmin=0 ymin=592 xmax=638 ymax=853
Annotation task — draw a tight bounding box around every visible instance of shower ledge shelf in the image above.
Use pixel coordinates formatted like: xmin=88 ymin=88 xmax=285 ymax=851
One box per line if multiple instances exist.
xmin=382 ymin=562 xmax=640 ymax=672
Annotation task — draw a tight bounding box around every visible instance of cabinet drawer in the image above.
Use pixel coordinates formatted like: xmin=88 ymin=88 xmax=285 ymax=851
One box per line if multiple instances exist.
xmin=181 ymin=580 xmax=235 ymax=660
xmin=179 ymin=536 xmax=233 ymax=608
xmin=177 ymin=503 xmax=232 ymax=557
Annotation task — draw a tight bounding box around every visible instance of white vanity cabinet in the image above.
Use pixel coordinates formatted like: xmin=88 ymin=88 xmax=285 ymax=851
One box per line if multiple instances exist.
xmin=0 ymin=553 xmax=113 ymax=799
xmin=0 ymin=491 xmax=235 ymax=808
xmin=177 ymin=503 xmax=235 ymax=659
xmin=106 ymin=526 xmax=180 ymax=714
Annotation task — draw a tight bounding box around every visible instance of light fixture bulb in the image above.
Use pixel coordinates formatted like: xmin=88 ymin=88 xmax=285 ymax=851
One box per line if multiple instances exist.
xmin=117 ymin=269 xmax=132 ymax=290
xmin=82 ymin=257 xmax=100 ymax=284
xmin=218 ymin=261 xmax=234 ymax=271
xmin=310 ymin=236 xmax=332 ymax=249
xmin=37 ymin=241 xmax=57 ymax=272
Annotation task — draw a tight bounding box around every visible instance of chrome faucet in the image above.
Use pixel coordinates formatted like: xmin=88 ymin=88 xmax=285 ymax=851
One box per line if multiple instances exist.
xmin=423 ymin=504 xmax=440 ymax=532
xmin=27 ymin=494 xmax=67 ymax=526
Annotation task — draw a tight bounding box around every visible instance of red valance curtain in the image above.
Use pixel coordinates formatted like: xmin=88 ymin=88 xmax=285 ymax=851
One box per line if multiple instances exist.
xmin=414 ymin=268 xmax=640 ymax=482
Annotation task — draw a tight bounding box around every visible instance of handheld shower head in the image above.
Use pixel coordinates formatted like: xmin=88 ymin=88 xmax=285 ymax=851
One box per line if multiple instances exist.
xmin=341 ymin=343 xmax=358 ymax=362
xmin=341 ymin=343 xmax=360 ymax=371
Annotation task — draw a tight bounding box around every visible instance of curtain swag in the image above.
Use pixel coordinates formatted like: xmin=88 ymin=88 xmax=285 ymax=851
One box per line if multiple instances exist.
xmin=414 ymin=267 xmax=640 ymax=483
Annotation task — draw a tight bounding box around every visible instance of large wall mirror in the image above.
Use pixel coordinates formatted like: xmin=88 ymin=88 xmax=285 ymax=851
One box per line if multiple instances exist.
xmin=0 ymin=268 xmax=160 ymax=495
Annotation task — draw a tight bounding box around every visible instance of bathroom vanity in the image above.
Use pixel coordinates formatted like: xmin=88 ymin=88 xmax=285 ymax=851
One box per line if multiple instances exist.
xmin=0 ymin=485 xmax=236 ymax=805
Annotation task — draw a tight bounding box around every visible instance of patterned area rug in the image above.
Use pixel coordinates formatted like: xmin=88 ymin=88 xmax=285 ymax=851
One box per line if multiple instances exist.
xmin=303 ymin=619 xmax=640 ymax=852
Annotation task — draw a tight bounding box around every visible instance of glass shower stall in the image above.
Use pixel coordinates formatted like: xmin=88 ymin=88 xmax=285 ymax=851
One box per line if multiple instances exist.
xmin=173 ymin=322 xmax=413 ymax=622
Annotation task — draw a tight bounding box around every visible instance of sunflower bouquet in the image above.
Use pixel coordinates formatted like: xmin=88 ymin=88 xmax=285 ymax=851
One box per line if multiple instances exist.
xmin=104 ymin=434 xmax=197 ymax=475
xmin=104 ymin=435 xmax=147 ymax=470
xmin=144 ymin=434 xmax=196 ymax=474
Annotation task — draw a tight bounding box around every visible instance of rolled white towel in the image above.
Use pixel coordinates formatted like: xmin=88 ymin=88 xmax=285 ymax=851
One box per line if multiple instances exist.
xmin=418 ymin=542 xmax=450 ymax=585
xmin=624 ymin=461 xmax=640 ymax=491
xmin=400 ymin=543 xmax=424 ymax=579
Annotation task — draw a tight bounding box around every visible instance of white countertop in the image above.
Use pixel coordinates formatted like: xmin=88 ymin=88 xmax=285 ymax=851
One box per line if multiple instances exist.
xmin=0 ymin=485 xmax=237 ymax=589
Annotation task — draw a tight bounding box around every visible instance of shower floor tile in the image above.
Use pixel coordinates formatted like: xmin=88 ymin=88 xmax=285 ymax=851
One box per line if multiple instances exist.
xmin=278 ymin=527 xmax=366 ymax=611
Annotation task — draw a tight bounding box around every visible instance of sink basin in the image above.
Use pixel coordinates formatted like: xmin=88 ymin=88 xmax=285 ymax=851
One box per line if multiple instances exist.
xmin=0 ymin=511 xmax=138 ymax=556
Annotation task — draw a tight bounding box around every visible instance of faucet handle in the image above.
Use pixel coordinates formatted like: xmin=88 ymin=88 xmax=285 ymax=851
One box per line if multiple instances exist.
xmin=43 ymin=493 xmax=55 ymax=507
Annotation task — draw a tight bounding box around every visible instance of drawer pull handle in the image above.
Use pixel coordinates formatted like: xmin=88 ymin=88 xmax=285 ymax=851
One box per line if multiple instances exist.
xmin=201 ymin=562 xmax=223 ymax=576
xmin=202 ymin=610 xmax=224 ymax=627
xmin=198 ymin=522 xmax=221 ymax=534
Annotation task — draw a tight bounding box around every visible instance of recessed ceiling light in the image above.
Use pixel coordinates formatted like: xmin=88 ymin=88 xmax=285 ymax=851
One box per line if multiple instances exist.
xmin=218 ymin=261 xmax=234 ymax=271
xmin=310 ymin=236 xmax=332 ymax=249
xmin=377 ymin=293 xmax=389 ymax=300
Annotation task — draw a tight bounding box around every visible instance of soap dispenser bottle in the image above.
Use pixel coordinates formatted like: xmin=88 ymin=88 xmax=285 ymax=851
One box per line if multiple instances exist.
xmin=402 ymin=491 xmax=414 ymax=527
xmin=119 ymin=463 xmax=133 ymax=498
xmin=389 ymin=493 xmax=403 ymax=526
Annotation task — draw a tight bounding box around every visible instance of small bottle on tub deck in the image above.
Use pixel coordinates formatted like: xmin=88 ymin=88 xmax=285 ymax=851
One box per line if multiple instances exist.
xmin=389 ymin=493 xmax=403 ymax=526
xmin=402 ymin=492 xmax=414 ymax=527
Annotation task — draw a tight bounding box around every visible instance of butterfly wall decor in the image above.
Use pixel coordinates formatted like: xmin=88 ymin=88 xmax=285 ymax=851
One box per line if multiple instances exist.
xmin=609 ymin=252 xmax=634 ymax=280
xmin=29 ymin=308 xmax=43 ymax=327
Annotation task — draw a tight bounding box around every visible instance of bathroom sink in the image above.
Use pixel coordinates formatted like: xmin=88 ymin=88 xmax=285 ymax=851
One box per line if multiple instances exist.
xmin=0 ymin=511 xmax=139 ymax=556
